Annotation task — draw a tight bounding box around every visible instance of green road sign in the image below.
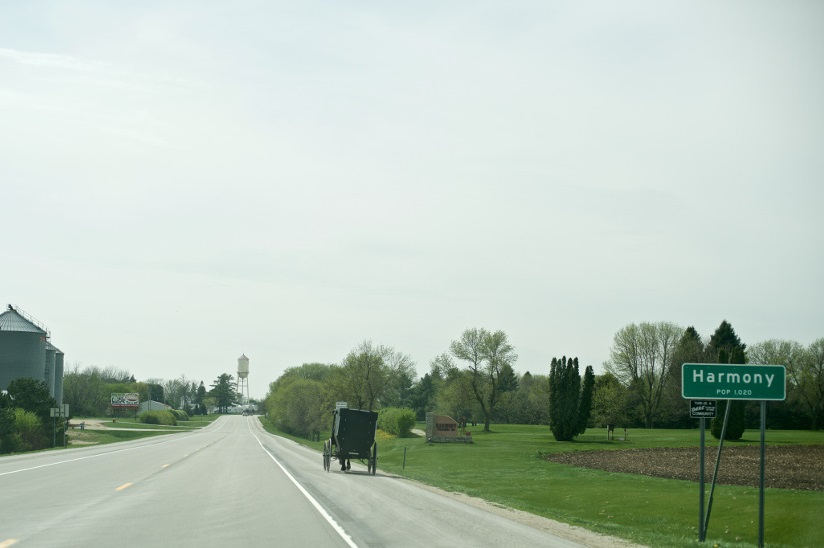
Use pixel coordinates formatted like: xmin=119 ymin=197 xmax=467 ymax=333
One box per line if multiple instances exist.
xmin=682 ymin=363 xmax=786 ymax=401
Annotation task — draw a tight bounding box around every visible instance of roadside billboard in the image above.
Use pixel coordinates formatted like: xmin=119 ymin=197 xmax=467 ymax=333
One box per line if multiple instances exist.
xmin=111 ymin=393 xmax=140 ymax=409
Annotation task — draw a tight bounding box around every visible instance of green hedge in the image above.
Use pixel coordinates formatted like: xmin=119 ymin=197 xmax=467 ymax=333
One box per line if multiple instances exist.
xmin=140 ymin=410 xmax=177 ymax=426
xmin=170 ymin=409 xmax=189 ymax=422
xmin=377 ymin=407 xmax=416 ymax=437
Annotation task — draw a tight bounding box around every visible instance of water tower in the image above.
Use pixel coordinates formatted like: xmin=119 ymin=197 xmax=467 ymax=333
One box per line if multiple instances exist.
xmin=237 ymin=354 xmax=250 ymax=404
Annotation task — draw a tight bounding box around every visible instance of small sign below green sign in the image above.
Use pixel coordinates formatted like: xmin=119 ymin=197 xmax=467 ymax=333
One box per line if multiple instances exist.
xmin=682 ymin=364 xmax=786 ymax=401
xmin=690 ymin=400 xmax=717 ymax=418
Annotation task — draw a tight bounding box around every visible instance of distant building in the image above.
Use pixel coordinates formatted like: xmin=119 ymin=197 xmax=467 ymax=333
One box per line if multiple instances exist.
xmin=137 ymin=400 xmax=172 ymax=414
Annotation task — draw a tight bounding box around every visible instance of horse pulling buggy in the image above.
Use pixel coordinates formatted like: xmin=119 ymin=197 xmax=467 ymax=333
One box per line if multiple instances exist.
xmin=323 ymin=407 xmax=378 ymax=474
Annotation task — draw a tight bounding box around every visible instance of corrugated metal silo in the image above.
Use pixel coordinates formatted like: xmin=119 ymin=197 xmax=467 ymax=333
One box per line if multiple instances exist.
xmin=54 ymin=347 xmax=65 ymax=405
xmin=45 ymin=343 xmax=56 ymax=397
xmin=0 ymin=305 xmax=48 ymax=391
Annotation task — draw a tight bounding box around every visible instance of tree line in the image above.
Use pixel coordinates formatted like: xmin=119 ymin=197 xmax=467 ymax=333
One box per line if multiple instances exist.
xmin=604 ymin=320 xmax=824 ymax=434
xmin=0 ymin=366 xmax=254 ymax=454
xmin=39 ymin=366 xmax=243 ymax=416
xmin=265 ymin=323 xmax=824 ymax=442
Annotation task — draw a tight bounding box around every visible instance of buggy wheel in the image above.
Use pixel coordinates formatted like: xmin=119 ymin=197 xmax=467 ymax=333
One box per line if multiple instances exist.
xmin=323 ymin=440 xmax=331 ymax=472
xmin=369 ymin=442 xmax=377 ymax=475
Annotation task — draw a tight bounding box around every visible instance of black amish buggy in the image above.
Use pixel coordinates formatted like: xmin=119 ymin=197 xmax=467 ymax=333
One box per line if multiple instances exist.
xmin=323 ymin=407 xmax=378 ymax=474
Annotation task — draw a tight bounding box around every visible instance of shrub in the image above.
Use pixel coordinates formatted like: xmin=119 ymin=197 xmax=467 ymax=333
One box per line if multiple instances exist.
xmin=16 ymin=408 xmax=51 ymax=451
xmin=140 ymin=410 xmax=177 ymax=426
xmin=377 ymin=407 xmax=416 ymax=437
xmin=170 ymin=409 xmax=189 ymax=422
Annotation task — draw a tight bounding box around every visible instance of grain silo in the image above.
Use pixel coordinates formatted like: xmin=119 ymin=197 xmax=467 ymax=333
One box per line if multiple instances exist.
xmin=0 ymin=305 xmax=48 ymax=391
xmin=45 ymin=342 xmax=56 ymax=397
xmin=54 ymin=346 xmax=65 ymax=405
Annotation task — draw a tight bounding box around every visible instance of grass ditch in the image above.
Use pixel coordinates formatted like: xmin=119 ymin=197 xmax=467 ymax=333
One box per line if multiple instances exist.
xmin=65 ymin=414 xmax=221 ymax=446
xmin=261 ymin=418 xmax=824 ymax=547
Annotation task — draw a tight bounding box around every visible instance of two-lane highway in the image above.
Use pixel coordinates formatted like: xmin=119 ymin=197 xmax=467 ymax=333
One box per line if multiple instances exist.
xmin=1 ymin=416 xmax=591 ymax=547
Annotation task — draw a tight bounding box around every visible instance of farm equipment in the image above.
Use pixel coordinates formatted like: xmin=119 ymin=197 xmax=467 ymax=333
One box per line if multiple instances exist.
xmin=323 ymin=407 xmax=378 ymax=474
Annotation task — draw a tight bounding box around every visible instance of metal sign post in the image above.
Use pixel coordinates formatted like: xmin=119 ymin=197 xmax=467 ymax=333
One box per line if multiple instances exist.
xmin=759 ymin=401 xmax=766 ymax=547
xmin=62 ymin=404 xmax=69 ymax=448
xmin=699 ymin=417 xmax=706 ymax=541
xmin=50 ymin=407 xmax=59 ymax=448
xmin=690 ymin=401 xmax=715 ymax=542
xmin=682 ymin=364 xmax=786 ymax=547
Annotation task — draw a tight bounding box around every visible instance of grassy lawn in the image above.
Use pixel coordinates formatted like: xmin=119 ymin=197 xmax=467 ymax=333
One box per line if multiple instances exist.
xmin=66 ymin=428 xmax=174 ymax=445
xmin=263 ymin=418 xmax=824 ymax=547
xmin=65 ymin=414 xmax=221 ymax=446
xmin=73 ymin=414 xmax=221 ymax=429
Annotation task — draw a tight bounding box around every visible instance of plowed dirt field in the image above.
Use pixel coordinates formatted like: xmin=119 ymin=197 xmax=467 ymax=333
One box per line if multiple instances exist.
xmin=543 ymin=445 xmax=824 ymax=491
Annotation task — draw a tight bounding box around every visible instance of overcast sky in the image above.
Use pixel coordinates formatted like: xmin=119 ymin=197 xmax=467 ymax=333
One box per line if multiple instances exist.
xmin=3 ymin=1 xmax=822 ymax=398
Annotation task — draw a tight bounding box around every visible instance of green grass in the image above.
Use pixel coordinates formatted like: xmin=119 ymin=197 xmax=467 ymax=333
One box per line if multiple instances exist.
xmin=68 ymin=429 xmax=174 ymax=445
xmin=74 ymin=415 xmax=221 ymax=430
xmin=177 ymin=414 xmax=221 ymax=428
xmin=64 ymin=414 xmax=221 ymax=446
xmin=265 ymin=420 xmax=824 ymax=547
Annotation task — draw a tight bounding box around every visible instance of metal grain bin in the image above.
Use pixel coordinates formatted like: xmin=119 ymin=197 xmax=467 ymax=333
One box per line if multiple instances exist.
xmin=0 ymin=306 xmax=48 ymax=391
xmin=54 ymin=347 xmax=65 ymax=405
xmin=45 ymin=343 xmax=56 ymax=396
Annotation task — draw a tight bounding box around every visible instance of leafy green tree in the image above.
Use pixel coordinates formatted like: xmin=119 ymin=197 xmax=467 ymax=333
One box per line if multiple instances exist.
xmin=145 ymin=381 xmax=165 ymax=406
xmin=332 ymin=341 xmax=414 ymax=412
xmin=268 ymin=376 xmax=327 ymax=438
xmin=605 ymin=321 xmax=684 ymax=428
xmin=750 ymin=338 xmax=824 ymax=430
xmin=194 ymin=381 xmax=207 ymax=414
xmin=793 ymin=338 xmax=824 ymax=430
xmin=264 ymin=363 xmax=334 ymax=438
xmin=507 ymin=372 xmax=550 ymax=425
xmin=407 ymin=372 xmax=438 ymax=421
xmin=433 ymin=360 xmax=478 ymax=425
xmin=523 ymin=373 xmax=551 ymax=425
xmin=591 ymin=372 xmax=629 ymax=427
xmin=450 ymin=328 xmax=517 ymax=431
xmin=63 ymin=366 xmax=109 ymax=416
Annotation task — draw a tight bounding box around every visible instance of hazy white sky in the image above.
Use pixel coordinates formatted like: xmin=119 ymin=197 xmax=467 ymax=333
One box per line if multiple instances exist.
xmin=3 ymin=1 xmax=822 ymax=397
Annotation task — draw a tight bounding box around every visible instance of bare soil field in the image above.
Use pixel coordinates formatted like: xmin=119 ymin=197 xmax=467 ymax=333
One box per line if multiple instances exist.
xmin=543 ymin=445 xmax=824 ymax=491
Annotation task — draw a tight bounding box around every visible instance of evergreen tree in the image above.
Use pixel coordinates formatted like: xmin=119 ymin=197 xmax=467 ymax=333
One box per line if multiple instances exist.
xmin=707 ymin=320 xmax=746 ymax=357
xmin=709 ymin=321 xmax=748 ymax=440
xmin=577 ymin=366 xmax=595 ymax=435
xmin=549 ymin=356 xmax=586 ymax=441
xmin=6 ymin=378 xmax=56 ymax=423
xmin=660 ymin=326 xmax=706 ymax=427
xmin=209 ymin=373 xmax=237 ymax=413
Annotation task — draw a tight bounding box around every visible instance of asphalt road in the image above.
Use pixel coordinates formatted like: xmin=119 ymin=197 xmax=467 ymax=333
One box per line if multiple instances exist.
xmin=0 ymin=415 xmax=587 ymax=547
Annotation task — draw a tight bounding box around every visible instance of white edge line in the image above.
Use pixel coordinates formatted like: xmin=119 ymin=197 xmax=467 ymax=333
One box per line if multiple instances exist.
xmin=250 ymin=427 xmax=358 ymax=548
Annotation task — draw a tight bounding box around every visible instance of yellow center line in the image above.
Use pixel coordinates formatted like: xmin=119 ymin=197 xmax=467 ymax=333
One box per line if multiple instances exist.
xmin=115 ymin=482 xmax=133 ymax=491
xmin=1 ymin=539 xmax=19 ymax=547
